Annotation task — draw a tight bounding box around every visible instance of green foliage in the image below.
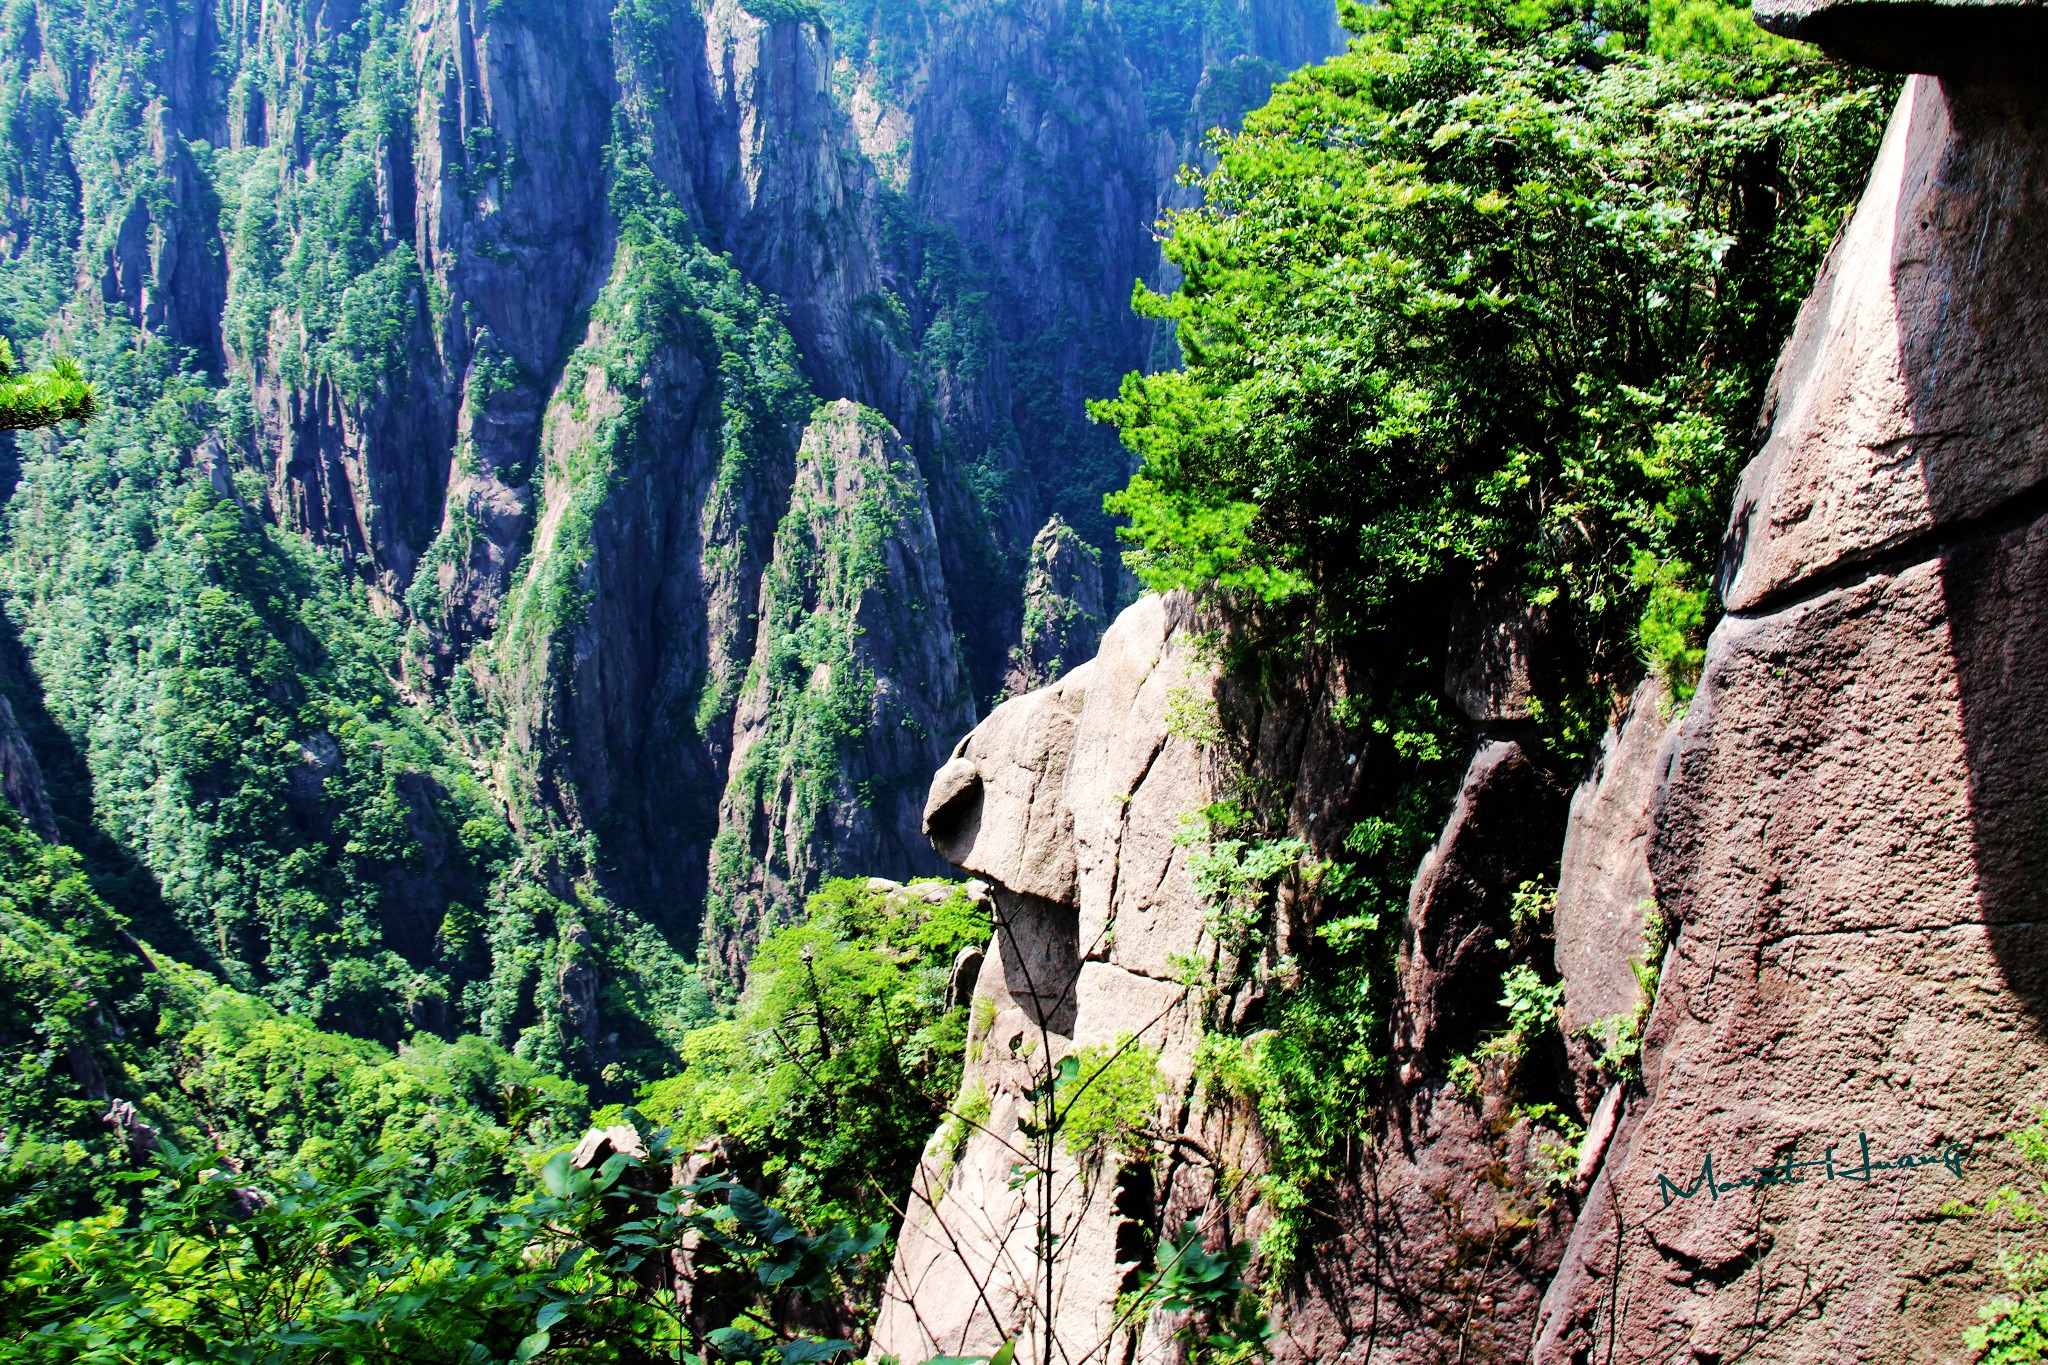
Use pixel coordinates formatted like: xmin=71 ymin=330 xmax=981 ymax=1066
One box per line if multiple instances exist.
xmin=1180 ymin=820 xmax=1309 ymax=955
xmin=1499 ymin=963 xmax=1564 ymax=1043
xmin=1634 ymin=551 xmax=1710 ymax=702
xmin=1125 ymin=1220 xmax=1271 ymax=1365
xmin=1055 ymin=1035 xmax=1168 ymax=1165
xmin=632 ymin=878 xmax=989 ymax=1254
xmin=1449 ymin=963 xmax=1564 ymax=1101
xmin=1647 ymin=0 xmax=1808 ymax=62
xmin=0 ymin=339 xmax=96 ymax=431
xmin=0 ymin=1121 xmax=873 ymax=1364
xmin=1965 ymin=1112 xmax=2048 ymax=1362
xmin=1094 ymin=3 xmax=1888 ymax=738
xmin=0 ymin=325 xmax=524 ymax=1039
xmin=740 ymin=0 xmax=826 ymax=20
xmin=1582 ymin=899 xmax=1666 ymax=1082
xmin=1096 ymin=0 xmax=1888 ymax=1284
xmin=0 ymin=787 xmax=591 ymax=1271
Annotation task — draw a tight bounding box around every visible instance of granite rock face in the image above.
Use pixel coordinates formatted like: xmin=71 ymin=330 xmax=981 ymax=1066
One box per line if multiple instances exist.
xmin=0 ymin=696 xmax=56 ymax=843
xmin=1718 ymin=72 xmax=2048 ymax=613
xmin=702 ymin=402 xmax=977 ymax=981
xmin=1533 ymin=71 xmax=2048 ymax=1364
xmin=1004 ymin=515 xmax=1110 ymax=696
xmin=1552 ymin=677 xmax=1679 ymax=1042
xmin=877 ymin=593 xmax=1217 ymax=1365
xmin=1 ymin=0 xmax=1342 ymax=987
xmin=887 ymin=43 xmax=2048 ymax=1365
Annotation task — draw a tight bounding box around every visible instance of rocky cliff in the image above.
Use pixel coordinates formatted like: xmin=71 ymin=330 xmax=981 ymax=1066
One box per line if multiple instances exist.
xmin=879 ymin=7 xmax=2048 ymax=1360
xmin=1534 ymin=27 xmax=2048 ymax=1362
xmin=0 ymin=0 xmax=1343 ymax=1014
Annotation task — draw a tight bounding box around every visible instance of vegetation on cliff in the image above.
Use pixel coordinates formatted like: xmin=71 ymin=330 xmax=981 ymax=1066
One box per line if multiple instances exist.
xmin=1096 ymin=0 xmax=1890 ymax=1269
xmin=0 ymin=0 xmax=1936 ymax=1353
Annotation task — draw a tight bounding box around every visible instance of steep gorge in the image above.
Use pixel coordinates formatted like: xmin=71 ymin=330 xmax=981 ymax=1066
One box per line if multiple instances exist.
xmin=0 ymin=0 xmax=1340 ymax=1065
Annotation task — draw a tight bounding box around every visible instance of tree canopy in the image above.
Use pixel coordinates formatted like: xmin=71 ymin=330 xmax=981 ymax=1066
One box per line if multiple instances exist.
xmin=0 ymin=340 xmax=96 ymax=432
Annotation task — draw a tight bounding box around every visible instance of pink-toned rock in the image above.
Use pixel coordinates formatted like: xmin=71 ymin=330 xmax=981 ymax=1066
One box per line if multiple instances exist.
xmin=1553 ymin=676 xmax=1680 ymax=1039
xmin=1535 ymin=73 xmax=2048 ymax=1365
xmin=1720 ymin=76 xmax=2048 ymax=613
xmin=1396 ymin=739 xmax=1571 ymax=1064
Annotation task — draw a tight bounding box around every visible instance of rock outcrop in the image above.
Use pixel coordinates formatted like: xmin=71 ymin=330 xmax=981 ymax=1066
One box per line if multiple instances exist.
xmin=1004 ymin=515 xmax=1109 ymax=695
xmin=1533 ymin=46 xmax=2048 ymax=1364
xmin=879 ymin=590 xmax=1633 ymax=1363
xmin=1552 ymin=678 xmax=1678 ymax=1047
xmin=703 ymin=401 xmax=977 ymax=981
xmin=877 ymin=593 xmax=1217 ymax=1364
xmin=1754 ymin=0 xmax=2048 ymax=74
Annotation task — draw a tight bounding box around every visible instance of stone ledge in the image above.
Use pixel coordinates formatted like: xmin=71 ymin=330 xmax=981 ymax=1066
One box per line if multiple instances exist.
xmin=1754 ymin=0 xmax=2048 ymax=74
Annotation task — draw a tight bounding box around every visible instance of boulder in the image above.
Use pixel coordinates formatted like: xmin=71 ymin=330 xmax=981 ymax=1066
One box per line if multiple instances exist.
xmin=871 ymin=593 xmax=1215 ymax=1365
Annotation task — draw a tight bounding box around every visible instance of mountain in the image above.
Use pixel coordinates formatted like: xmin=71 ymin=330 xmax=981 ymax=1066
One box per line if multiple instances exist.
xmin=0 ymin=0 xmax=1340 ymax=1076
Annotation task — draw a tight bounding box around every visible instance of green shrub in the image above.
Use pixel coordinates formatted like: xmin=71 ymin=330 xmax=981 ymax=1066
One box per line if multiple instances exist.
xmin=1965 ymin=1113 xmax=2048 ymax=1362
xmin=631 ymin=877 xmax=989 ymax=1244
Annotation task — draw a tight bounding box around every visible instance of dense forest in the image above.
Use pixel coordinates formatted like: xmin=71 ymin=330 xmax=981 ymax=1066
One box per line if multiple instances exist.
xmin=5 ymin=0 xmax=2046 ymax=1360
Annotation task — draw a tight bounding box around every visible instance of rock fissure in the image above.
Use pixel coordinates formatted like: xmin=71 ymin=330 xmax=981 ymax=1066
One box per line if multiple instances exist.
xmin=1724 ymin=475 xmax=2048 ymax=625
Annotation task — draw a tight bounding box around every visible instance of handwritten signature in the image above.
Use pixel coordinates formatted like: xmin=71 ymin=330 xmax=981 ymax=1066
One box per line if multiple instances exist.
xmin=1651 ymin=1132 xmax=1971 ymax=1210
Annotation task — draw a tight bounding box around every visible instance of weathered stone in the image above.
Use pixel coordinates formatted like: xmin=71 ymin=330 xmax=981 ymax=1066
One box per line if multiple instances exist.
xmin=1720 ymin=76 xmax=2048 ymax=612
xmin=1265 ymin=734 xmax=1576 ymax=1365
xmin=945 ymin=943 xmax=984 ymax=1009
xmin=1005 ymin=515 xmax=1110 ymax=696
xmin=570 ymin=1123 xmax=649 ymax=1169
xmin=1753 ymin=0 xmax=2048 ymax=74
xmin=1553 ymin=675 xmax=1680 ymax=1038
xmin=1396 ymin=739 xmax=1571 ymax=1065
xmin=1536 ymin=543 xmax=2048 ymax=1355
xmin=873 ymin=594 xmax=1214 ymax=1365
xmin=704 ymin=403 xmax=978 ymax=984
xmin=0 ymin=695 xmax=57 ymax=843
xmin=886 ymin=593 xmax=1584 ymax=1365
xmin=1534 ymin=76 xmax=2048 ymax=1356
xmin=924 ymin=757 xmax=983 ymax=845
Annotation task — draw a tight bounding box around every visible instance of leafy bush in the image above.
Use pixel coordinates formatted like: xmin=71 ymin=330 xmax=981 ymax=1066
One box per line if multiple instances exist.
xmin=1126 ymin=1219 xmax=1272 ymax=1365
xmin=0 ymin=1123 xmax=873 ymax=1364
xmin=0 ymin=791 xmax=586 ymax=1240
xmin=1056 ymin=1035 xmax=1169 ymax=1165
xmin=1964 ymin=1113 xmax=2048 ymax=1362
xmin=1095 ymin=0 xmax=1889 ymax=745
xmin=631 ymin=878 xmax=989 ymax=1245
xmin=0 ymin=339 xmax=96 ymax=431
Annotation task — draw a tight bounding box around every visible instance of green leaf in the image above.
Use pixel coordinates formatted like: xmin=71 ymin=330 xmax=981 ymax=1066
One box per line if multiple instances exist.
xmin=540 ymin=1150 xmax=576 ymax=1199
